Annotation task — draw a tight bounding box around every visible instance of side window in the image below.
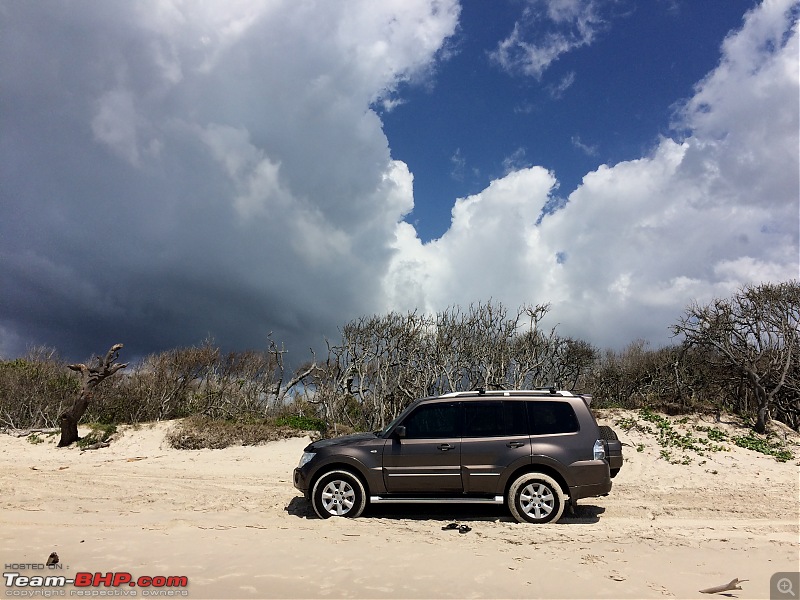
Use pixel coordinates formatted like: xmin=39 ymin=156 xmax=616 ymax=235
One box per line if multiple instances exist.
xmin=402 ymin=403 xmax=461 ymax=439
xmin=528 ymin=401 xmax=579 ymax=435
xmin=463 ymin=402 xmax=504 ymax=437
xmin=504 ymin=401 xmax=529 ymax=435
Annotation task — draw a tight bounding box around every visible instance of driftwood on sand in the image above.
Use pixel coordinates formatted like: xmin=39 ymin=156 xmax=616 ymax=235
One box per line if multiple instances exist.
xmin=699 ymin=578 xmax=747 ymax=594
xmin=4 ymin=428 xmax=60 ymax=438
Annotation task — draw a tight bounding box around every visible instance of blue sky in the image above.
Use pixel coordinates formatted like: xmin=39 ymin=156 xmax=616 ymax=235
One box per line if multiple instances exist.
xmin=1 ymin=0 xmax=798 ymax=363
xmin=383 ymin=1 xmax=760 ymax=241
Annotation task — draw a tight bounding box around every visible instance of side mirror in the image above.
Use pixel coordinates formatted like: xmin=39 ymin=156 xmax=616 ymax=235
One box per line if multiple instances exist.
xmin=394 ymin=425 xmax=407 ymax=439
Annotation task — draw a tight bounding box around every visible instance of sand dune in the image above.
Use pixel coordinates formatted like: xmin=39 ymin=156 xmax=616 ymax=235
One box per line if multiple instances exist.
xmin=1 ymin=412 xmax=797 ymax=599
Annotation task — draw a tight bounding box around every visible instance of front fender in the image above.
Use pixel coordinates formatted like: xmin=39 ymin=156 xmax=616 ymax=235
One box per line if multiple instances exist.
xmin=306 ymin=450 xmax=387 ymax=495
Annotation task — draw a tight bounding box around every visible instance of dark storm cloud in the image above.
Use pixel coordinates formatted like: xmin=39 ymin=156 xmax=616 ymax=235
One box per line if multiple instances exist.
xmin=0 ymin=0 xmax=460 ymax=361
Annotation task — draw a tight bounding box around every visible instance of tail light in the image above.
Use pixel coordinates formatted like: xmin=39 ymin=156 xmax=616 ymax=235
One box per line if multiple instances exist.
xmin=593 ymin=439 xmax=606 ymax=460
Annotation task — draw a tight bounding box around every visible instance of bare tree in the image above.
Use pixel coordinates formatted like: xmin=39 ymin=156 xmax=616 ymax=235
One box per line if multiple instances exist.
xmin=672 ymin=281 xmax=800 ymax=433
xmin=58 ymin=344 xmax=128 ymax=447
xmin=314 ymin=301 xmax=586 ymax=430
xmin=510 ymin=303 xmax=563 ymax=389
xmin=0 ymin=346 xmax=76 ymax=431
xmin=268 ymin=338 xmax=317 ymax=407
xmin=460 ymin=301 xmax=518 ymax=390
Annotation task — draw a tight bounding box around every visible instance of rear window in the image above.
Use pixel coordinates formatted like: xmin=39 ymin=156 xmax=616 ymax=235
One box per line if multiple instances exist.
xmin=463 ymin=401 xmax=530 ymax=437
xmin=527 ymin=401 xmax=579 ymax=435
xmin=504 ymin=400 xmax=529 ymax=435
xmin=463 ymin=402 xmax=504 ymax=437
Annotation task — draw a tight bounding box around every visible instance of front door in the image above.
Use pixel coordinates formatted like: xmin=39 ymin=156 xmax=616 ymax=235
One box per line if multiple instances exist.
xmin=383 ymin=402 xmax=462 ymax=493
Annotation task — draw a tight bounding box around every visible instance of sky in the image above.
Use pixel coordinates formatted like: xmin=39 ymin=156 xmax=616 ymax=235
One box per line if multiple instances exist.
xmin=1 ymin=0 xmax=798 ymax=366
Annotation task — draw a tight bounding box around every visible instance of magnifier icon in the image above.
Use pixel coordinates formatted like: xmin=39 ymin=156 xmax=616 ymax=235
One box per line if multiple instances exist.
xmin=778 ymin=578 xmax=796 ymax=597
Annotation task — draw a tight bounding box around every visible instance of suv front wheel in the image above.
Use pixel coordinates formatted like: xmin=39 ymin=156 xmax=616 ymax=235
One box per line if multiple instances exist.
xmin=311 ymin=470 xmax=367 ymax=519
xmin=508 ymin=472 xmax=565 ymax=524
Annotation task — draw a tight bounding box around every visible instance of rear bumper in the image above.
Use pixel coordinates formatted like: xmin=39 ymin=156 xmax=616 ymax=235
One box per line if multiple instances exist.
xmin=567 ymin=460 xmax=613 ymax=500
xmin=570 ymin=479 xmax=612 ymax=500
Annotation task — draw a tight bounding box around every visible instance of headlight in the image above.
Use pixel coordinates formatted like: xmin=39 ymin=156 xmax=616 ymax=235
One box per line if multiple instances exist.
xmin=298 ymin=452 xmax=316 ymax=469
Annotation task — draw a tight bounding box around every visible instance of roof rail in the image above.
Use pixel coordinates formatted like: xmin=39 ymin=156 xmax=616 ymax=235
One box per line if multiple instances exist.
xmin=437 ymin=389 xmax=576 ymax=398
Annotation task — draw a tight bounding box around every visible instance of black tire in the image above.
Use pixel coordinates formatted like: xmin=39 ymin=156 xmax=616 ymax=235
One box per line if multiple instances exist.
xmin=311 ymin=470 xmax=367 ymax=519
xmin=598 ymin=425 xmax=618 ymax=441
xmin=507 ymin=473 xmax=565 ymax=524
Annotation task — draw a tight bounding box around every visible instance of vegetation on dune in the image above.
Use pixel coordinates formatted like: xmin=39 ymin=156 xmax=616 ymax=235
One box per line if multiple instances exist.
xmin=76 ymin=423 xmax=118 ymax=449
xmin=0 ymin=281 xmax=797 ymax=450
xmin=165 ymin=414 xmax=325 ymax=450
xmin=730 ymin=431 xmax=795 ymax=462
xmin=612 ymin=408 xmax=795 ymax=464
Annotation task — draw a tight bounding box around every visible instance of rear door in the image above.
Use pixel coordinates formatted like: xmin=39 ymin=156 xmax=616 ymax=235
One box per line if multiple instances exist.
xmin=460 ymin=400 xmax=531 ymax=495
xmin=382 ymin=402 xmax=463 ymax=493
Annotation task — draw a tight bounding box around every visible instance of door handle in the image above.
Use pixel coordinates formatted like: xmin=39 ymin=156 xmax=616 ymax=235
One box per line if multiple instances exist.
xmin=437 ymin=444 xmax=455 ymax=451
xmin=506 ymin=441 xmax=525 ymax=448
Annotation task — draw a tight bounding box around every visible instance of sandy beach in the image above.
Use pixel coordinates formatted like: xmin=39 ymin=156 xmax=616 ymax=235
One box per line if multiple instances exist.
xmin=1 ymin=412 xmax=798 ymax=599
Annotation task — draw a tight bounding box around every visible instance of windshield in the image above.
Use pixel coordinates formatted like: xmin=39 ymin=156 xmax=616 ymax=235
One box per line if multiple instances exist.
xmin=375 ymin=414 xmax=402 ymax=437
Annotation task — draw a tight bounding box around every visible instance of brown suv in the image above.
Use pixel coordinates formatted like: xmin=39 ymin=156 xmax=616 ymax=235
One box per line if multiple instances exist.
xmin=293 ymin=389 xmax=622 ymax=524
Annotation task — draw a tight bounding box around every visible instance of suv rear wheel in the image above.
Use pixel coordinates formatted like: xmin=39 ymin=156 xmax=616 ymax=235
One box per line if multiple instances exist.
xmin=508 ymin=472 xmax=565 ymax=524
xmin=311 ymin=470 xmax=367 ymax=519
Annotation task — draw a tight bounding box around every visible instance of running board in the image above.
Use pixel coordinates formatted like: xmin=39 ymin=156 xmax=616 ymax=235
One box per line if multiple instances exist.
xmin=370 ymin=495 xmax=504 ymax=505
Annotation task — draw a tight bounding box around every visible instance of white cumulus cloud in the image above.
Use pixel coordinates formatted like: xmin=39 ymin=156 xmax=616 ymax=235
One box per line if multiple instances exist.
xmin=490 ymin=0 xmax=607 ymax=78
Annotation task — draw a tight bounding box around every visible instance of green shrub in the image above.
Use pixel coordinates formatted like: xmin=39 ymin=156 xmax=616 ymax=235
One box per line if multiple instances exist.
xmin=275 ymin=414 xmax=326 ymax=432
xmin=732 ymin=433 xmax=794 ymax=462
xmin=695 ymin=425 xmax=728 ymax=442
xmin=76 ymin=423 xmax=118 ymax=449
